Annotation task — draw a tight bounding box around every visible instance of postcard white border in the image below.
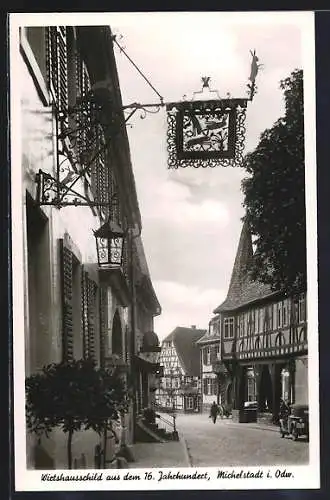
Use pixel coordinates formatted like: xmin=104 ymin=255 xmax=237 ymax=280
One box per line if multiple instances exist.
xmin=9 ymin=11 xmax=319 ymax=491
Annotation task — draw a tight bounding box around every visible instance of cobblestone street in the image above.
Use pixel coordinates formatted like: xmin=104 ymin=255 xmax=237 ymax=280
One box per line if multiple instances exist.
xmin=176 ymin=413 xmax=309 ymax=467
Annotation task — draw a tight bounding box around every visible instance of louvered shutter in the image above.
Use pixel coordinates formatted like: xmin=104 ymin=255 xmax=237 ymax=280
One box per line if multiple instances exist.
xmin=81 ymin=270 xmax=89 ymax=359
xmin=46 ymin=26 xmax=68 ymax=111
xmin=87 ymin=277 xmax=97 ymax=361
xmin=57 ymin=26 xmax=68 ymax=112
xmin=46 ymin=27 xmax=57 ymax=96
xmin=60 ymin=239 xmax=73 ymax=361
xmin=99 ymin=287 xmax=107 ymax=367
xmin=81 ymin=269 xmax=97 ymax=361
xmin=203 ymin=348 xmax=207 ymax=365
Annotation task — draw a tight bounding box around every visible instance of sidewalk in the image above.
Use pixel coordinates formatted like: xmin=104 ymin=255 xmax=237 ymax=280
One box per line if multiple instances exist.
xmin=220 ymin=417 xmax=280 ymax=433
xmin=129 ymin=436 xmax=191 ymax=468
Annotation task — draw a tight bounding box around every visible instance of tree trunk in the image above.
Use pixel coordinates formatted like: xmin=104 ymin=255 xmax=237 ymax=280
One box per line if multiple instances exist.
xmin=103 ymin=426 xmax=107 ymax=469
xmin=67 ymin=428 xmax=73 ymax=469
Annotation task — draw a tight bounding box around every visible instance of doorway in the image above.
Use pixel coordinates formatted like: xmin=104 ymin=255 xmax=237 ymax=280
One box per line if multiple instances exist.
xmin=258 ymin=365 xmax=273 ymax=412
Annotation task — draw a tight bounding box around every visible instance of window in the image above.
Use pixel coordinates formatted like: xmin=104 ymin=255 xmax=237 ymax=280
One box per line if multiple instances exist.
xmin=260 ymin=308 xmax=265 ymax=332
xmin=247 ymin=311 xmax=255 ymax=335
xmin=24 ymin=27 xmax=48 ymax=83
xmin=239 ymin=314 xmax=244 ymax=337
xmin=278 ymin=302 xmax=282 ymax=328
xmin=206 ymin=347 xmax=211 ymax=365
xmin=298 ymin=294 xmax=306 ymax=323
xmin=224 ymin=317 xmax=234 ymax=339
xmin=293 ymin=294 xmax=306 ymax=324
xmin=254 ymin=309 xmax=260 ymax=334
xmin=244 ymin=313 xmax=248 ymax=336
xmin=186 ymin=397 xmax=194 ymax=410
xmin=207 ymin=378 xmax=212 ymax=395
xmin=283 ymin=300 xmax=288 ymax=327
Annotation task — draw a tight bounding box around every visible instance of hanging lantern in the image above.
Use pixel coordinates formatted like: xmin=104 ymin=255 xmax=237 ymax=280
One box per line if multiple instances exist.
xmin=94 ymin=220 xmax=125 ymax=268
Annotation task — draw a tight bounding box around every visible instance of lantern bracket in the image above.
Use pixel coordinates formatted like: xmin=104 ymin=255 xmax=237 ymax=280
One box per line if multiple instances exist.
xmin=35 ymin=87 xmax=123 ymax=210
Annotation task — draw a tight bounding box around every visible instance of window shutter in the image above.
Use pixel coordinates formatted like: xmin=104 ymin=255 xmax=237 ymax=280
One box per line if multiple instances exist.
xmin=46 ymin=27 xmax=57 ymax=95
xmin=60 ymin=239 xmax=73 ymax=361
xmin=81 ymin=270 xmax=89 ymax=359
xmin=99 ymin=287 xmax=107 ymax=366
xmin=57 ymin=26 xmax=68 ymax=112
xmin=82 ymin=269 xmax=97 ymax=361
xmin=203 ymin=348 xmax=207 ymax=364
xmin=212 ymin=378 xmax=218 ymax=395
xmin=46 ymin=26 xmax=68 ymax=111
xmin=87 ymin=277 xmax=97 ymax=361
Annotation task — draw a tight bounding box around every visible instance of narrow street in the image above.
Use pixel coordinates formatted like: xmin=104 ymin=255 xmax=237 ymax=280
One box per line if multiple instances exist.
xmin=175 ymin=413 xmax=309 ymax=467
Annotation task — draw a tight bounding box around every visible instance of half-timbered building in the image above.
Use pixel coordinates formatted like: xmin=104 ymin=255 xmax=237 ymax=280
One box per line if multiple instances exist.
xmin=212 ymin=222 xmax=308 ymax=424
xmin=156 ymin=326 xmax=205 ymax=413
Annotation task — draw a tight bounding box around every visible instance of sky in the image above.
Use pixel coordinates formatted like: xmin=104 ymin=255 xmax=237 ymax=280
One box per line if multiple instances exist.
xmin=108 ymin=12 xmax=306 ymax=340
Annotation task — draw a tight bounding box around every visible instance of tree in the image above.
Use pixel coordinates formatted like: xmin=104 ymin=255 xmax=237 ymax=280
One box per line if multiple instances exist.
xmin=25 ymin=358 xmax=129 ymax=469
xmin=241 ymin=69 xmax=305 ymax=295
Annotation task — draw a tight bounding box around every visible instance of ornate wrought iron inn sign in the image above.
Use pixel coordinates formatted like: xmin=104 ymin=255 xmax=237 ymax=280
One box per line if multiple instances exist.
xmin=35 ymin=35 xmax=261 ymax=217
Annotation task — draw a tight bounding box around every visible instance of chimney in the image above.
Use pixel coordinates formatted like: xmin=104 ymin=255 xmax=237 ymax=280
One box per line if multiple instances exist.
xmin=191 ymin=325 xmax=196 ymax=329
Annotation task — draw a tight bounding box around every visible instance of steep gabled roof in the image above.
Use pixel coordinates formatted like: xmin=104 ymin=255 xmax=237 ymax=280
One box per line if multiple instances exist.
xmin=162 ymin=327 xmax=206 ymax=376
xmin=213 ymin=221 xmax=277 ymax=313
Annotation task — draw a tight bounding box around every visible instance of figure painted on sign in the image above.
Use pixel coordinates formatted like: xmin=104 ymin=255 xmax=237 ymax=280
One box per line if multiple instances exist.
xmin=184 ymin=112 xmax=229 ymax=151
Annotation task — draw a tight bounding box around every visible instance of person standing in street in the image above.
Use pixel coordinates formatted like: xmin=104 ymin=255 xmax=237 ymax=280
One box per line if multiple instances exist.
xmin=210 ymin=401 xmax=219 ymax=424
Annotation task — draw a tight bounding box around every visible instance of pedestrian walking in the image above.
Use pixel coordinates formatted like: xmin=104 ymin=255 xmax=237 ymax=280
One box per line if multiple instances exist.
xmin=210 ymin=401 xmax=219 ymax=424
xmin=278 ymin=398 xmax=290 ymax=434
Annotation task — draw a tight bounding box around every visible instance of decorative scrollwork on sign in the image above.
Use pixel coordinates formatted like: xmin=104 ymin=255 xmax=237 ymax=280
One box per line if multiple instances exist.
xmin=166 ymin=99 xmax=248 ymax=168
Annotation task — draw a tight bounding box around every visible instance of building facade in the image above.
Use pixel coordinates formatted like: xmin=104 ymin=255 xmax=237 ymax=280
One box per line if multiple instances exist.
xmin=19 ymin=25 xmax=160 ymax=468
xmin=210 ymin=222 xmax=308 ymax=424
xmin=196 ymin=317 xmax=226 ymax=413
xmin=156 ymin=326 xmax=205 ymax=413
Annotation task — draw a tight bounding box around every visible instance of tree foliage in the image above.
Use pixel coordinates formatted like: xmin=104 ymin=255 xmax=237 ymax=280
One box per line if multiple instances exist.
xmin=242 ymin=69 xmax=305 ymax=294
xmin=25 ymin=358 xmax=129 ymax=468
